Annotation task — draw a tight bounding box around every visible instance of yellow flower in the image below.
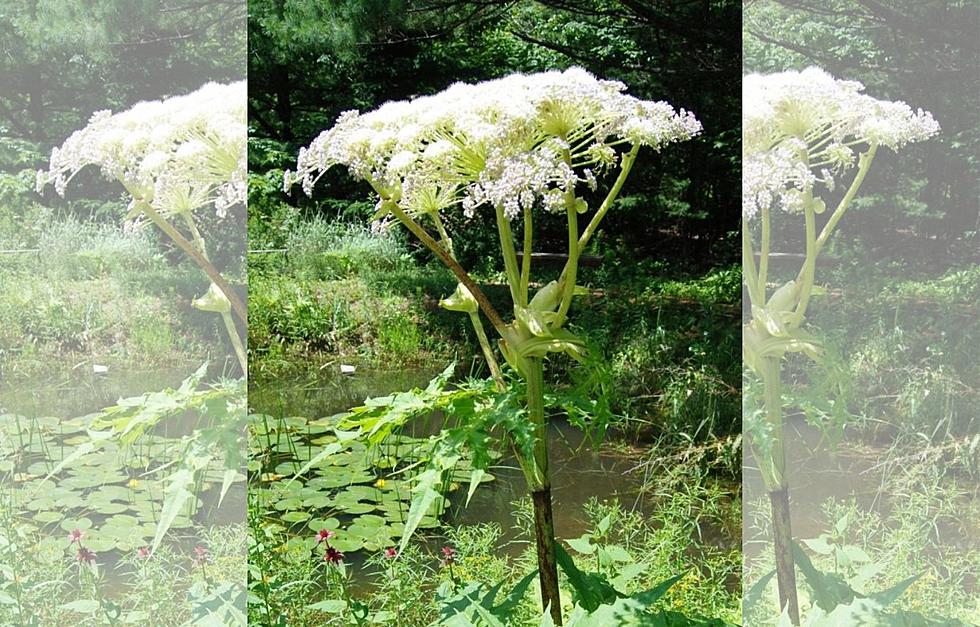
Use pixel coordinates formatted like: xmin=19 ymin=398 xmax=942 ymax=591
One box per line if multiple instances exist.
xmin=128 ymin=479 xmax=140 ymax=489
xmin=374 ymin=479 xmax=386 ymax=489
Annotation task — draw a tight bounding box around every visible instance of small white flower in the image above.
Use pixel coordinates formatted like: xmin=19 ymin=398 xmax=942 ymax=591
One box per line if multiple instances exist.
xmin=582 ymin=169 xmax=598 ymax=191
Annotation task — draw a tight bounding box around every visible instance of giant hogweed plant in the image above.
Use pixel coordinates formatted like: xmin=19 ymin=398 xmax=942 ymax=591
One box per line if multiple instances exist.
xmin=741 ymin=67 xmax=938 ymax=624
xmin=33 ymin=83 xmax=248 ymax=556
xmin=288 ymin=68 xmax=701 ymax=623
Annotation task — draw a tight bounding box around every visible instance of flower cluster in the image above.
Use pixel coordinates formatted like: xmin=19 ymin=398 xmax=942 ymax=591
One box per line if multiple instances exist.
xmin=192 ymin=545 xmax=210 ymax=567
xmin=313 ymin=528 xmax=344 ymax=565
xmin=38 ymin=81 xmax=247 ymax=219
xmin=67 ymin=529 xmax=97 ymax=566
xmin=440 ymin=545 xmax=456 ymax=566
xmin=315 ymin=528 xmax=336 ymax=545
xmin=742 ymin=67 xmax=938 ymax=220
xmin=288 ymin=68 xmax=701 ymax=220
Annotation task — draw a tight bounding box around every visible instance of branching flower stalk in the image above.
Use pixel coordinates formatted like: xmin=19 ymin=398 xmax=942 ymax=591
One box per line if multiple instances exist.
xmin=289 ymin=67 xmax=701 ymax=623
xmin=428 ymin=209 xmax=506 ymax=391
xmin=742 ymin=67 xmax=938 ymax=624
xmin=37 ymin=81 xmax=248 ymax=375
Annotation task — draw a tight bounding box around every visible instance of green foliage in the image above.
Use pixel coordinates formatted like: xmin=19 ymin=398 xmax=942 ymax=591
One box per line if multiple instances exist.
xmin=246 ymin=483 xmax=740 ymax=625
xmin=546 ymin=543 xmax=732 ymax=626
xmin=285 ymin=219 xmax=410 ymax=281
xmin=247 ymin=220 xmax=465 ymax=373
xmin=248 ymin=215 xmax=743 ymax=455
xmin=572 ymin=262 xmax=741 ymax=442
xmin=0 ymin=1 xmax=244 ymax=148
xmin=247 ymin=370 xmax=512 ymax=562
xmin=745 ymin=489 xmax=980 ymax=625
xmin=782 ymin=262 xmax=980 ymax=464
xmin=434 ymin=569 xmax=538 ymax=626
xmin=0 ymin=216 xmax=233 ymax=378
xmin=25 ymin=366 xmax=246 ymax=554
xmin=756 ymin=542 xmax=973 ymax=626
xmin=0 ymin=496 xmax=246 ymax=624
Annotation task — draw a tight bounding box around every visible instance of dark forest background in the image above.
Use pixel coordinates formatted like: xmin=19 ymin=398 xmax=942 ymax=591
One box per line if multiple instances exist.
xmin=247 ymin=0 xmax=742 ymax=271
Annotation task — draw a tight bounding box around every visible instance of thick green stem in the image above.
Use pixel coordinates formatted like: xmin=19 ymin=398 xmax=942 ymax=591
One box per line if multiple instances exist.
xmin=758 ymin=205 xmax=771 ymax=299
xmin=761 ymin=356 xmax=797 ymax=622
xmin=494 ymin=204 xmax=523 ymax=306
xmin=181 ymin=212 xmax=208 ymax=259
xmin=520 ymin=206 xmax=533 ymax=306
xmin=576 ymin=143 xmax=639 ymax=252
xmin=181 ymin=211 xmax=248 ymax=376
xmin=742 ymin=218 xmax=763 ymax=307
xmin=760 ymin=357 xmax=786 ymax=490
xmin=221 ymin=310 xmax=248 ymax=376
xmin=532 ymin=487 xmax=562 ymax=625
xmin=431 ymin=212 xmax=453 ymax=254
xmin=791 ymin=205 xmax=817 ymax=327
xmin=812 ymin=144 xmax=878 ymax=257
xmin=525 ymin=357 xmax=561 ymax=624
xmin=469 ymin=310 xmax=506 ymax=392
xmin=525 ymin=357 xmax=549 ymax=489
xmin=555 ymin=195 xmax=579 ymax=327
xmin=557 ymin=144 xmax=639 ymax=289
xmin=770 ymin=487 xmax=800 ymax=625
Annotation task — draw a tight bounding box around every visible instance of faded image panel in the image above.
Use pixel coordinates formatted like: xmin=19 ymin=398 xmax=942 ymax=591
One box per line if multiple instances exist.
xmin=742 ymin=1 xmax=979 ymax=625
xmin=0 ymin=2 xmax=246 ymax=624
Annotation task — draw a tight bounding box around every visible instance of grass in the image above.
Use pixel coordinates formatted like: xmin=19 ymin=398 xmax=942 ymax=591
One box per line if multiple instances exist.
xmin=247 ymin=475 xmax=741 ymax=625
xmin=245 ymin=213 xmax=743 ymax=624
xmin=0 ymin=499 xmax=246 ymax=625
xmin=744 ymin=478 xmax=980 ymax=624
xmin=744 ymin=255 xmax=980 ymax=625
xmin=0 ymin=216 xmax=223 ymax=379
xmin=779 ymin=258 xmax=979 ymax=471
xmin=248 ymin=217 xmax=465 ymax=376
xmin=248 ymin=216 xmax=743 ymax=449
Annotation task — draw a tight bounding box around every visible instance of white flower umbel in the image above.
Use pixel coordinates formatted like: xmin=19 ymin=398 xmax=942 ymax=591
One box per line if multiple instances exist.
xmin=742 ymin=67 xmax=938 ymax=625
xmin=289 ymin=67 xmax=701 ymax=219
xmin=38 ymin=81 xmax=247 ymax=220
xmin=742 ymin=67 xmax=937 ymax=221
xmin=38 ymin=81 xmax=248 ymax=374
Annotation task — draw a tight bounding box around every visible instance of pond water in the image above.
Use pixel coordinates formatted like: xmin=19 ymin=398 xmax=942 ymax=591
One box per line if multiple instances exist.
xmin=0 ymin=363 xmax=246 ymax=594
xmin=249 ymin=363 xmax=739 ymax=584
xmin=742 ymin=414 xmax=980 ymax=572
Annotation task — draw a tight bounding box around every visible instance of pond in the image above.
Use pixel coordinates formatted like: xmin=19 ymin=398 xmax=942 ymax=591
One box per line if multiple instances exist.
xmin=248 ymin=362 xmax=739 ymax=585
xmin=742 ymin=414 xmax=980 ymax=576
xmin=0 ymin=363 xmax=246 ymax=595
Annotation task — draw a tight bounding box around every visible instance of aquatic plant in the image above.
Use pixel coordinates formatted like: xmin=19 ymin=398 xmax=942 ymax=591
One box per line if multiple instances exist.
xmin=741 ymin=67 xmax=938 ymax=623
xmin=290 ymin=67 xmax=700 ymax=623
